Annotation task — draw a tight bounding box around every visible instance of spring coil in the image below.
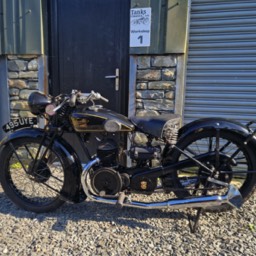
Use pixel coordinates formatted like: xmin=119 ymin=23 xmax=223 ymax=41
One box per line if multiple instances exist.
xmin=162 ymin=119 xmax=180 ymax=145
xmin=170 ymin=129 xmax=179 ymax=145
xmin=52 ymin=103 xmax=72 ymax=128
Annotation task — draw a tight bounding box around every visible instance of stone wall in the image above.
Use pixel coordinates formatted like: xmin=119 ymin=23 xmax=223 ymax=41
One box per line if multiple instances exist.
xmin=135 ymin=55 xmax=177 ymax=117
xmin=7 ymin=55 xmax=40 ymax=119
xmin=7 ymin=54 xmax=177 ymax=119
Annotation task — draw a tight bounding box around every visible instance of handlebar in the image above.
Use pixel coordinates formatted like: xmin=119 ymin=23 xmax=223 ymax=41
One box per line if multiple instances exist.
xmin=77 ymin=90 xmax=109 ymax=105
xmin=48 ymin=90 xmax=109 ymax=116
xmin=89 ymin=91 xmax=109 ymax=102
xmin=58 ymin=90 xmax=109 ymax=108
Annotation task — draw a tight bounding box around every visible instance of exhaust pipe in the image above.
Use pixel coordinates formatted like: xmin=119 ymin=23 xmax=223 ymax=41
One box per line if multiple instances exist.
xmin=81 ymin=159 xmax=243 ymax=210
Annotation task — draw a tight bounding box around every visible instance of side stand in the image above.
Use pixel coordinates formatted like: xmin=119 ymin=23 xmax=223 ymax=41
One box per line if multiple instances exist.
xmin=187 ymin=208 xmax=202 ymax=233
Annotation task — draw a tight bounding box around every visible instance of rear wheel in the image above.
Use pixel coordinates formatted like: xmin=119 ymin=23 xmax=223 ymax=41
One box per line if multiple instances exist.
xmin=163 ymin=130 xmax=256 ymax=211
xmin=0 ymin=137 xmax=69 ymax=212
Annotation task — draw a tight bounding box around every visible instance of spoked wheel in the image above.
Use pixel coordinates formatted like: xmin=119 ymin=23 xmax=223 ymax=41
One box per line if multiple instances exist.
xmin=0 ymin=137 xmax=69 ymax=212
xmin=163 ymin=130 xmax=256 ymax=211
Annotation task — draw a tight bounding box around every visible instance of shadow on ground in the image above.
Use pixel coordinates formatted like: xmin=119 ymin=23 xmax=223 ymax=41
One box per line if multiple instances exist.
xmin=0 ymin=192 xmax=190 ymax=231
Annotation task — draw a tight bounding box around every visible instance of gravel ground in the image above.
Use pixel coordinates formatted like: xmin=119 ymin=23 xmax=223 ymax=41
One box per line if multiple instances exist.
xmin=0 ymin=185 xmax=255 ymax=256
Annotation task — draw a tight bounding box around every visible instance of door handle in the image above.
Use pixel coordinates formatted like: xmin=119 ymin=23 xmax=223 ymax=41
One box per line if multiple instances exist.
xmin=105 ymin=68 xmax=120 ymax=91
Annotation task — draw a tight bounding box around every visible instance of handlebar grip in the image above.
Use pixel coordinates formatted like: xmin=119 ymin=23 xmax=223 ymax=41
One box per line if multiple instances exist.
xmin=100 ymin=96 xmax=109 ymax=102
xmin=91 ymin=91 xmax=109 ymax=103
xmin=69 ymin=93 xmax=77 ymax=107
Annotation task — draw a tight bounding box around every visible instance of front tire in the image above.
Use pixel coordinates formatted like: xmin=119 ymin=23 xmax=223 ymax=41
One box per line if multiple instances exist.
xmin=0 ymin=137 xmax=70 ymax=213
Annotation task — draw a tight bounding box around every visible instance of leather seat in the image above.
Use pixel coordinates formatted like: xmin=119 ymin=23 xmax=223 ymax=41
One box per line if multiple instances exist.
xmin=130 ymin=114 xmax=180 ymax=138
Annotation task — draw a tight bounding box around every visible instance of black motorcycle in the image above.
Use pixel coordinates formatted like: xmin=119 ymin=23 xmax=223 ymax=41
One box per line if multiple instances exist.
xmin=0 ymin=90 xmax=256 ymax=231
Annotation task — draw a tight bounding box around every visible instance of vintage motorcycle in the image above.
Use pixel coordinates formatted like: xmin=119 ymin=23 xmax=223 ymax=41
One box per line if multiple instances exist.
xmin=0 ymin=90 xmax=256 ymax=231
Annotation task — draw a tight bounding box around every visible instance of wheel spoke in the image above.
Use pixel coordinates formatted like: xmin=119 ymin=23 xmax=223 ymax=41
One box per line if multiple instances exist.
xmin=24 ymin=145 xmax=35 ymax=160
xmin=208 ymin=137 xmax=213 ymax=152
xmin=215 ymin=129 xmax=220 ymax=169
xmin=184 ymin=147 xmax=197 ymax=156
xmin=219 ymin=141 xmax=231 ymax=152
xmin=9 ymin=142 xmax=29 ymax=174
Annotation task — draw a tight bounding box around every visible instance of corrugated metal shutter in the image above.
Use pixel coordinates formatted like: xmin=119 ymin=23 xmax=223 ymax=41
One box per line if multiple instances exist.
xmin=184 ymin=0 xmax=256 ymax=125
xmin=0 ymin=0 xmax=43 ymax=54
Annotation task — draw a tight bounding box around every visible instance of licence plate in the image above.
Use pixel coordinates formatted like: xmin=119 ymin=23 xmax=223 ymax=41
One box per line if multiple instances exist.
xmin=2 ymin=117 xmax=37 ymax=133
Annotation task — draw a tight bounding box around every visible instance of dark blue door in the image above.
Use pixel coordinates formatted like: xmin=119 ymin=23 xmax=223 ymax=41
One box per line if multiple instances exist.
xmin=49 ymin=0 xmax=130 ymax=115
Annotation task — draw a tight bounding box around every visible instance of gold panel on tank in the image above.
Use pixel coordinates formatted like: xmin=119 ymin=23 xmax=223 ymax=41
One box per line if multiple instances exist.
xmin=71 ymin=108 xmax=135 ymax=133
xmin=71 ymin=117 xmax=89 ymax=132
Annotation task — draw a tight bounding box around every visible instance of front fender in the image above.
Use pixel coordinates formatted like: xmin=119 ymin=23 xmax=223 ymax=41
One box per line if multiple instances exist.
xmin=0 ymin=128 xmax=83 ymax=203
xmin=0 ymin=128 xmax=44 ymax=148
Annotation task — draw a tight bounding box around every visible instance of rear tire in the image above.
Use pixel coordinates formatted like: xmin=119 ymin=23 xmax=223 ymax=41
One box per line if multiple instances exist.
xmin=0 ymin=137 xmax=70 ymax=213
xmin=163 ymin=130 xmax=256 ymax=212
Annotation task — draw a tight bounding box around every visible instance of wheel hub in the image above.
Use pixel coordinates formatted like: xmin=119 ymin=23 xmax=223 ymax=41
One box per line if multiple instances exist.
xmin=27 ymin=160 xmax=51 ymax=183
xmin=199 ymin=160 xmax=233 ymax=187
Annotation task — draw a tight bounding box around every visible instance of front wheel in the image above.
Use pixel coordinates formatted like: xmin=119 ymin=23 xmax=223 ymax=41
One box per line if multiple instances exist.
xmin=0 ymin=137 xmax=70 ymax=213
xmin=163 ymin=130 xmax=256 ymax=211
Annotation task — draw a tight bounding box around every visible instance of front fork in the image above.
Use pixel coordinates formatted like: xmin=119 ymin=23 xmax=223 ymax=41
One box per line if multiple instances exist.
xmin=29 ymin=129 xmax=59 ymax=173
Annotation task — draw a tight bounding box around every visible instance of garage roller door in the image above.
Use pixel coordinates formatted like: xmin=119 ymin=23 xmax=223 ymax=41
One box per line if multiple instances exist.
xmin=185 ymin=0 xmax=256 ymax=125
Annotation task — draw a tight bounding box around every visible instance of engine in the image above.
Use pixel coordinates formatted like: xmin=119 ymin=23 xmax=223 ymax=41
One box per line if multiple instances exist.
xmin=90 ymin=139 xmax=129 ymax=196
xmin=91 ymin=167 xmax=123 ymax=195
xmin=90 ymin=136 xmax=160 ymax=196
xmin=129 ymin=146 xmax=161 ymax=161
xmin=96 ymin=139 xmax=118 ymax=167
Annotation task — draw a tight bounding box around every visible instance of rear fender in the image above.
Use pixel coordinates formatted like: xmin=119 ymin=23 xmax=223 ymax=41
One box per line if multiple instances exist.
xmin=179 ymin=118 xmax=250 ymax=138
xmin=0 ymin=128 xmax=83 ymax=203
xmin=163 ymin=118 xmax=256 ymax=159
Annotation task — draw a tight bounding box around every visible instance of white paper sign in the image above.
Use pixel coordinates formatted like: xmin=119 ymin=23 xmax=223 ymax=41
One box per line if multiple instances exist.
xmin=130 ymin=8 xmax=151 ymax=47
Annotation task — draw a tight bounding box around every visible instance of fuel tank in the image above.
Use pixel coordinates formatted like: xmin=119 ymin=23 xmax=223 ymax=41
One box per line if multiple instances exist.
xmin=71 ymin=107 xmax=134 ymax=132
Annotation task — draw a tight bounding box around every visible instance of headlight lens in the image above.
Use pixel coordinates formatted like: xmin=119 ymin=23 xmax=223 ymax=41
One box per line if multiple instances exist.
xmin=104 ymin=120 xmax=121 ymax=132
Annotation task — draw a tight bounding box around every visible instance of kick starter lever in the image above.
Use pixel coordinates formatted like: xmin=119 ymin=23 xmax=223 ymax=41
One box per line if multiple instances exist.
xmin=116 ymin=192 xmax=126 ymax=208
